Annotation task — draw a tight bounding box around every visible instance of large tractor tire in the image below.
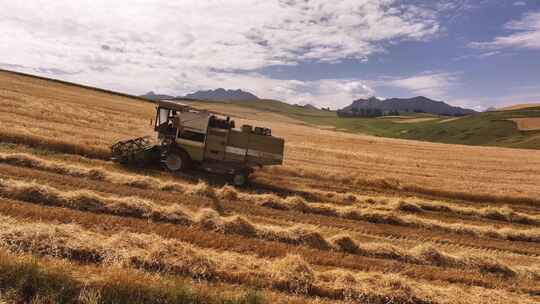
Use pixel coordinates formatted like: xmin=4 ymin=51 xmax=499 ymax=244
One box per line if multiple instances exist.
xmin=232 ymin=170 xmax=250 ymax=187
xmin=163 ymin=148 xmax=191 ymax=172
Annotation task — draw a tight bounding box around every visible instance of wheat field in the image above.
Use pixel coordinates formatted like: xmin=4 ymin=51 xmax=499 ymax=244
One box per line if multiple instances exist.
xmin=1 ymin=70 xmax=540 ymax=303
xmin=511 ymin=118 xmax=540 ymax=131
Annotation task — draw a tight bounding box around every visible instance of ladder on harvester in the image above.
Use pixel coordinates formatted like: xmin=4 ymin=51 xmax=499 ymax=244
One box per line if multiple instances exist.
xmin=110 ymin=136 xmax=161 ymax=165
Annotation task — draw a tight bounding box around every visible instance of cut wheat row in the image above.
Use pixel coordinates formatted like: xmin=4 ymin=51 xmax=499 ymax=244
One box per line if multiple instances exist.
xmin=2 ymin=149 xmax=539 ymax=259
xmin=0 ymin=177 xmax=538 ymax=282
xmin=2 ymin=162 xmax=538 ymax=262
xmin=0 ymin=214 xmax=535 ymax=304
xmin=1 ymin=152 xmax=539 ymax=238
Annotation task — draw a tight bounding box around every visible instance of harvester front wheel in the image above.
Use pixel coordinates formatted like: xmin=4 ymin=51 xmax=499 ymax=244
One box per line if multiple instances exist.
xmin=163 ymin=148 xmax=191 ymax=172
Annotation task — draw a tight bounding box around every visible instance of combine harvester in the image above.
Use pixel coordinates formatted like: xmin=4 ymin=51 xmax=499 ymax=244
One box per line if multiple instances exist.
xmin=111 ymin=100 xmax=285 ymax=186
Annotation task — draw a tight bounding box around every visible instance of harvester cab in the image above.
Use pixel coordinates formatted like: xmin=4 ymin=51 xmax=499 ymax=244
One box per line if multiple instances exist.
xmin=111 ymin=100 xmax=284 ymax=186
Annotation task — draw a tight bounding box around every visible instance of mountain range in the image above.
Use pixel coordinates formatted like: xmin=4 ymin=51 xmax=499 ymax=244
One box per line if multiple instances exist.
xmin=340 ymin=96 xmax=476 ymax=116
xmin=140 ymin=88 xmax=259 ymax=102
xmin=141 ymin=89 xmax=475 ymax=117
xmin=185 ymin=88 xmax=259 ymax=101
xmin=139 ymin=91 xmax=176 ymax=101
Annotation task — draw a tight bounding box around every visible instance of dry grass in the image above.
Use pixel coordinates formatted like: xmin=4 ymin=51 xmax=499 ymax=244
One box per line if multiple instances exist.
xmin=0 ymin=178 xmax=193 ymax=224
xmin=510 ymin=117 xmax=540 ymax=131
xmin=0 ymin=248 xmax=264 ymax=304
xmin=329 ymin=235 xmax=525 ymax=278
xmin=0 ymin=177 xmax=330 ymax=252
xmin=1 ymin=177 xmax=532 ymax=278
xmin=241 ymin=191 xmax=540 ymax=243
xmin=0 ymin=214 xmax=534 ymax=304
xmin=395 ymin=199 xmax=540 ymax=225
xmin=499 ymin=103 xmax=540 ymax=111
xmin=0 ymin=178 xmax=328 ymax=251
xmin=0 ymin=152 xmax=188 ymax=193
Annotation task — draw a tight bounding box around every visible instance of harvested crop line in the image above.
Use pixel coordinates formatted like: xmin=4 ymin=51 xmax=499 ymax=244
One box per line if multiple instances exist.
xmin=2 ymin=153 xmax=539 ymax=259
xmin=0 ymin=214 xmax=536 ymax=304
xmin=0 ymin=178 xmax=536 ymax=280
xmin=10 ymin=144 xmax=536 ymax=230
xmin=0 ymin=131 xmax=109 ymax=160
xmin=266 ymin=166 xmax=540 ymax=208
xmin=0 ymin=152 xmax=187 ymax=192
xmin=1 ymin=162 xmax=538 ymax=259
xmin=0 ymin=249 xmax=265 ymax=304
xmin=395 ymin=200 xmax=540 ymax=226
xmin=0 ymin=152 xmax=359 ymax=208
xmin=3 ymin=152 xmax=538 ymax=242
xmin=241 ymin=192 xmax=540 ymax=243
xmin=0 ymin=177 xmax=193 ymax=224
xmin=9 ymin=151 xmax=537 ymax=231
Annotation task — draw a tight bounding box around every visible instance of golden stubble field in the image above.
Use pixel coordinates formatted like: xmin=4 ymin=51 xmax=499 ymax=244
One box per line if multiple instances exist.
xmin=0 ymin=70 xmax=540 ymax=303
xmin=511 ymin=118 xmax=540 ymax=131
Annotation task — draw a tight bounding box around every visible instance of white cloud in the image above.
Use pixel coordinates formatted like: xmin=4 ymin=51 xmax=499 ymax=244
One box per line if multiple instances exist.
xmin=0 ymin=0 xmax=441 ymax=106
xmin=452 ymin=50 xmax=500 ymax=61
xmin=380 ymin=72 xmax=459 ymax=99
xmin=469 ymin=11 xmax=540 ymax=50
xmin=513 ymin=1 xmax=527 ymax=6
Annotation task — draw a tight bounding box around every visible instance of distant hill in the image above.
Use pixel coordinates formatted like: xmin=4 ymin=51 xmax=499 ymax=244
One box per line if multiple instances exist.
xmin=192 ymin=98 xmax=540 ymax=149
xmin=140 ymin=88 xmax=260 ymax=102
xmin=140 ymin=91 xmax=176 ymax=101
xmin=184 ymin=88 xmax=259 ymax=101
xmin=340 ymin=96 xmax=476 ymax=116
xmin=499 ymin=103 xmax=540 ymax=111
xmin=302 ymin=103 xmax=319 ymax=110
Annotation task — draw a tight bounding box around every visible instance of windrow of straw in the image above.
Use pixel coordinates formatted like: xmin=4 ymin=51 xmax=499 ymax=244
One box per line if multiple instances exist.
xmin=12 ymin=151 xmax=536 ymax=233
xmin=1 ymin=178 xmax=532 ymax=278
xmin=264 ymin=166 xmax=540 ymax=208
xmin=0 ymin=178 xmax=193 ymax=225
xmin=0 ymin=214 xmax=493 ymax=304
xmin=394 ymin=200 xmax=540 ymax=226
xmin=0 ymin=248 xmax=267 ymax=304
xmin=0 ymin=152 xmax=363 ymax=209
xmin=0 ymin=152 xmax=186 ymax=192
xmin=0 ymin=178 xmax=328 ymax=250
xmin=0 ymin=131 xmax=110 ymax=160
xmin=231 ymin=191 xmax=540 ymax=243
xmin=328 ymin=234 xmax=530 ymax=278
xmin=0 ymin=250 xmax=264 ymax=304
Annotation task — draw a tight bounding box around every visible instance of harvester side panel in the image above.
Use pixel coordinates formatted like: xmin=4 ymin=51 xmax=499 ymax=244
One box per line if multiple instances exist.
xmin=223 ymin=129 xmax=284 ymax=166
xmin=205 ymin=128 xmax=228 ymax=161
xmin=225 ymin=129 xmax=249 ymax=163
xmin=176 ymin=138 xmax=205 ymax=161
xmin=246 ymin=134 xmax=284 ymax=166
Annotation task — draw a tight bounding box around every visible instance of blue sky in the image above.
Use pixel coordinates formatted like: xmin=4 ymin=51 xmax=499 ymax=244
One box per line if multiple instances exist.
xmin=1 ymin=0 xmax=539 ymax=110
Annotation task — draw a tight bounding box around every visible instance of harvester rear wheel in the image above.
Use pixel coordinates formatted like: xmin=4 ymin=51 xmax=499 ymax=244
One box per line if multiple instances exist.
xmin=232 ymin=171 xmax=249 ymax=187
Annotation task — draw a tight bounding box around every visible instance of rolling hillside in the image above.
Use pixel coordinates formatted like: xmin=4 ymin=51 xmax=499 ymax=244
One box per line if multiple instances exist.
xmin=1 ymin=69 xmax=540 ymax=303
xmin=186 ymin=99 xmax=540 ymax=149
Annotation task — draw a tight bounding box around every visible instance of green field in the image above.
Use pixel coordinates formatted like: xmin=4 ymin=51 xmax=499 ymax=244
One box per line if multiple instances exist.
xmin=189 ymin=99 xmax=540 ymax=149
